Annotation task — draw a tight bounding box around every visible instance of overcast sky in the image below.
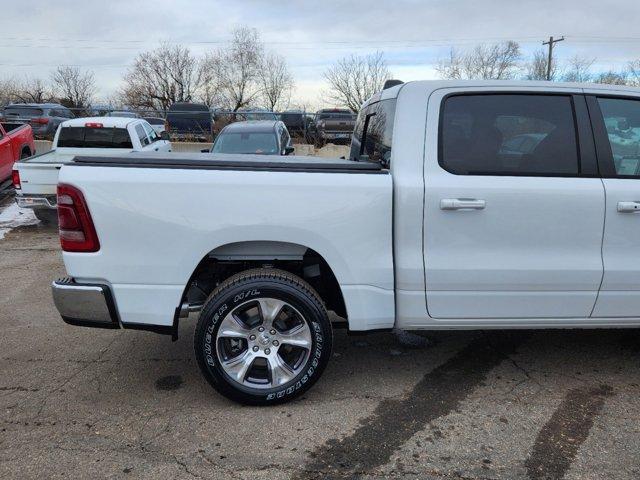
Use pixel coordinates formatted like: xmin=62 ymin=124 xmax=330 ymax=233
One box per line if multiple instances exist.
xmin=2 ymin=0 xmax=640 ymax=108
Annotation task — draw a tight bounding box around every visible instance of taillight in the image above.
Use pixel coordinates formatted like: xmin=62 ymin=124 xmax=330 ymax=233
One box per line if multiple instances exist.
xmin=11 ymin=169 xmax=21 ymax=190
xmin=31 ymin=117 xmax=49 ymax=125
xmin=57 ymin=184 xmax=100 ymax=252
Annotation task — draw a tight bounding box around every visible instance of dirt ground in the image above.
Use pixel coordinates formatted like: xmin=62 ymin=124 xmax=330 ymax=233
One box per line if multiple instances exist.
xmin=1 ymin=200 xmax=640 ymax=479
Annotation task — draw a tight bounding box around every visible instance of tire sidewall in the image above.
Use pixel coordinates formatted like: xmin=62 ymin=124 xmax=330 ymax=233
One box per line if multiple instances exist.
xmin=195 ymin=277 xmax=331 ymax=405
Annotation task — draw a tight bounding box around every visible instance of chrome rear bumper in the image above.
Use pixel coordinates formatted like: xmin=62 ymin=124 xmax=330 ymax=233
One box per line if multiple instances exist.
xmin=16 ymin=194 xmax=57 ymax=210
xmin=51 ymin=278 xmax=119 ymax=329
xmin=52 ymin=277 xmax=180 ymax=339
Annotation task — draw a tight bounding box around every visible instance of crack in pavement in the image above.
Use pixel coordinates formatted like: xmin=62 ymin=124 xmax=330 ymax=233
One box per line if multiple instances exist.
xmin=524 ymin=384 xmax=614 ymax=480
xmin=294 ymin=333 xmax=529 ymax=480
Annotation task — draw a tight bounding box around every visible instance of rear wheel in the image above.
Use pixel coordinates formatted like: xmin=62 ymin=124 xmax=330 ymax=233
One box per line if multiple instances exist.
xmin=194 ymin=268 xmax=332 ymax=405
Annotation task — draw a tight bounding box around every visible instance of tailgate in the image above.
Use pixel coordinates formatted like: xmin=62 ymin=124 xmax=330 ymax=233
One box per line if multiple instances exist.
xmin=16 ymin=151 xmax=73 ymax=195
xmin=17 ymin=161 xmax=63 ymax=195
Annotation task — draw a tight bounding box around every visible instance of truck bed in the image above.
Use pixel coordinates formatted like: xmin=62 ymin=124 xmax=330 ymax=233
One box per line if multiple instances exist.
xmin=71 ymin=152 xmax=383 ymax=173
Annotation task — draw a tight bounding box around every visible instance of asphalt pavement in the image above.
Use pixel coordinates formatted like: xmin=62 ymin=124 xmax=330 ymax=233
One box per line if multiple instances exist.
xmin=1 ymin=209 xmax=639 ymax=479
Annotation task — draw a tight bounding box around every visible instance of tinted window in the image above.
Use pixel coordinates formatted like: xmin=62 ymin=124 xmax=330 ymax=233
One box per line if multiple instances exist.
xmin=597 ymin=98 xmax=640 ymax=176
xmin=349 ymin=99 xmax=396 ymax=167
xmin=57 ymin=127 xmax=133 ymax=148
xmin=4 ymin=107 xmax=43 ymax=118
xmin=144 ymin=117 xmax=165 ymax=125
xmin=440 ymin=95 xmax=579 ymax=176
xmin=212 ymin=132 xmax=278 ymax=154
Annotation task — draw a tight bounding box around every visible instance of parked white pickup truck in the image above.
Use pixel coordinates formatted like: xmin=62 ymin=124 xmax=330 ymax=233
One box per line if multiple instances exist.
xmin=51 ymin=80 xmax=640 ymax=404
xmin=13 ymin=117 xmax=171 ymax=223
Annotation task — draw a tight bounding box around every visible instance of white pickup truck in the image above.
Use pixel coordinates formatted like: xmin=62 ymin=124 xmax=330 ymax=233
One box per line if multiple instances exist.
xmin=51 ymin=80 xmax=640 ymax=405
xmin=13 ymin=117 xmax=171 ymax=223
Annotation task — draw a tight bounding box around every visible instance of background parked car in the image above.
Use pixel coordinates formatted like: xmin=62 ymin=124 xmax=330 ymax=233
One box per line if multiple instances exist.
xmin=211 ymin=120 xmax=294 ymax=155
xmin=312 ymin=108 xmax=356 ymax=147
xmin=166 ymin=102 xmax=213 ymax=142
xmin=105 ymin=111 xmax=140 ymax=118
xmin=1 ymin=103 xmax=74 ymax=139
xmin=280 ymin=110 xmax=316 ymax=142
xmin=235 ymin=108 xmax=279 ymax=121
xmin=143 ymin=117 xmax=167 ymax=136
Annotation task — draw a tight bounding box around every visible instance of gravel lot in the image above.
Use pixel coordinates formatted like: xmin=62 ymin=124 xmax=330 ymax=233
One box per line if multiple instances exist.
xmin=1 ymin=199 xmax=640 ymax=479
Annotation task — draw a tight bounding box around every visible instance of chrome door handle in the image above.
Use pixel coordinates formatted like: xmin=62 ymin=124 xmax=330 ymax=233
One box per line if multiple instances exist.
xmin=617 ymin=201 xmax=640 ymax=213
xmin=440 ymin=198 xmax=486 ymax=210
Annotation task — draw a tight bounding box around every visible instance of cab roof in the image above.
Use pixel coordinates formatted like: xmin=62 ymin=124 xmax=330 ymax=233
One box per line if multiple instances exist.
xmin=60 ymin=116 xmax=140 ymax=129
xmin=362 ymin=79 xmax=640 ymax=109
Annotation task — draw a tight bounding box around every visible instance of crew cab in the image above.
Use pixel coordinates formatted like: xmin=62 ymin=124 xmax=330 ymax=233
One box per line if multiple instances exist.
xmin=13 ymin=117 xmax=171 ymax=223
xmin=0 ymin=122 xmax=35 ymax=183
xmin=51 ymin=80 xmax=640 ymax=405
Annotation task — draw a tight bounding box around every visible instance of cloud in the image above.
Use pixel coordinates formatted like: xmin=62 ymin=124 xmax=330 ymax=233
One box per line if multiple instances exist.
xmin=1 ymin=0 xmax=639 ymax=104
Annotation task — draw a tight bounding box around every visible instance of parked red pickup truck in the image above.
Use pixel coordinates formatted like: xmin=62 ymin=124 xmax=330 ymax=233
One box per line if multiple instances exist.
xmin=0 ymin=122 xmax=35 ymax=182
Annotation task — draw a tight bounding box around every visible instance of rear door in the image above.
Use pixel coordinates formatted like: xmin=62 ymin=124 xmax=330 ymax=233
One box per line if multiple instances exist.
xmin=423 ymin=88 xmax=605 ymax=319
xmin=587 ymin=93 xmax=640 ymax=317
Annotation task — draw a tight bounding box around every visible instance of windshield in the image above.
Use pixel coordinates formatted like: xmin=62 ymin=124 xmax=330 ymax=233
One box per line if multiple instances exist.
xmin=212 ymin=132 xmax=278 ymax=154
xmin=57 ymin=127 xmax=133 ymax=148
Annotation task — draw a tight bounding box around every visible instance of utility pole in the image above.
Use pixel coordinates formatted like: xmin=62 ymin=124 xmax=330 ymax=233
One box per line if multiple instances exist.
xmin=542 ymin=36 xmax=565 ymax=80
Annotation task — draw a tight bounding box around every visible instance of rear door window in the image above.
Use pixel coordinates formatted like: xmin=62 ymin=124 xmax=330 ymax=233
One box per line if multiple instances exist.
xmin=142 ymin=122 xmax=159 ymax=143
xmin=4 ymin=107 xmax=43 ymax=118
xmin=350 ymin=99 xmax=396 ymax=167
xmin=440 ymin=94 xmax=579 ymax=176
xmin=135 ymin=124 xmax=150 ymax=146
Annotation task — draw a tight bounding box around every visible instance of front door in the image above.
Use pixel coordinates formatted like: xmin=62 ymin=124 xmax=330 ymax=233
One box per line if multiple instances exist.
xmin=588 ymin=95 xmax=640 ymax=317
xmin=423 ymin=89 xmax=605 ymax=319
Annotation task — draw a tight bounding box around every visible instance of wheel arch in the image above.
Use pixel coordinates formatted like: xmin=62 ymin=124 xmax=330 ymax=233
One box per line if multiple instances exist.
xmin=182 ymin=240 xmax=348 ymax=321
xmin=19 ymin=143 xmax=32 ymax=158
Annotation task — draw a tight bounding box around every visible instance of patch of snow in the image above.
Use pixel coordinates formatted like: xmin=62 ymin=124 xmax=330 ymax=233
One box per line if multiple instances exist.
xmin=0 ymin=202 xmax=39 ymax=240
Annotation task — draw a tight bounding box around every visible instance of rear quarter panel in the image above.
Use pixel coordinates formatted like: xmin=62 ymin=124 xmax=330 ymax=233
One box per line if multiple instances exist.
xmin=59 ymin=165 xmax=394 ymax=328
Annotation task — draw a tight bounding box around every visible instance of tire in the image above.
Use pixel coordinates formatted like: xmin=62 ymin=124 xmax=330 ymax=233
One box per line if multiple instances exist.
xmin=20 ymin=149 xmax=31 ymax=160
xmin=194 ymin=268 xmax=332 ymax=405
xmin=33 ymin=209 xmax=58 ymax=225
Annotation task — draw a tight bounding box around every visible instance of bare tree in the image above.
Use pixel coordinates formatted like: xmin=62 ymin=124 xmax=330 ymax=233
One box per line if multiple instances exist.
xmin=201 ymin=27 xmax=264 ymax=111
xmin=323 ymin=51 xmax=390 ymax=112
xmin=526 ymin=49 xmax=560 ymax=81
xmin=51 ymin=66 xmax=96 ymax=110
xmin=259 ymin=52 xmax=294 ymax=111
xmin=627 ymin=59 xmax=640 ymax=86
xmin=436 ymin=41 xmax=521 ymax=80
xmin=11 ymin=77 xmax=55 ymax=103
xmin=0 ymin=78 xmax=19 ymax=106
xmin=120 ymin=43 xmax=203 ymax=112
xmin=562 ymin=55 xmax=595 ymax=83
xmin=594 ymin=70 xmax=629 ymax=85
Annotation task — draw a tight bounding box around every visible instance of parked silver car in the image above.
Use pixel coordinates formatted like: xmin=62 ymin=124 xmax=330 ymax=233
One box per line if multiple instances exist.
xmin=211 ymin=120 xmax=294 ymax=155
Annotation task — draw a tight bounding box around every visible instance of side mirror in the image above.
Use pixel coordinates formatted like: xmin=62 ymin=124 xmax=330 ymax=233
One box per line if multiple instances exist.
xmin=284 ymin=146 xmax=295 ymax=156
xmin=160 ymin=131 xmax=170 ymax=141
